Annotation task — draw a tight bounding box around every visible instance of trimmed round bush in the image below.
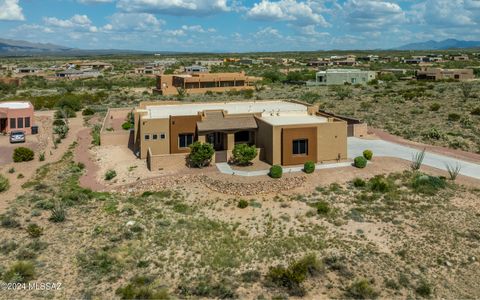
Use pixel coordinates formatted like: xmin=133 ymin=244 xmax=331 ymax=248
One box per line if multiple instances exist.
xmin=13 ymin=147 xmax=34 ymax=163
xmin=104 ymin=169 xmax=117 ymax=180
xmin=188 ymin=142 xmax=214 ymax=168
xmin=303 ymin=161 xmax=315 ymax=174
xmin=122 ymin=122 xmax=133 ymax=130
xmin=269 ymin=165 xmax=283 ymax=178
xmin=232 ymin=143 xmax=258 ymax=165
xmin=354 ymin=156 xmax=367 ymax=168
xmin=363 ymin=149 xmax=373 ymax=160
xmin=82 ymin=107 xmax=95 ymax=116
xmin=0 ymin=174 xmax=9 ymax=192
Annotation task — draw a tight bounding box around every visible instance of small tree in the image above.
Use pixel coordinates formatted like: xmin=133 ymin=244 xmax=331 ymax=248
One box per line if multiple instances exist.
xmin=232 ymin=143 xmax=257 ymax=166
xmin=13 ymin=147 xmax=34 ymax=162
xmin=188 ymin=142 xmax=214 ymax=168
xmin=460 ymin=82 xmax=473 ymax=100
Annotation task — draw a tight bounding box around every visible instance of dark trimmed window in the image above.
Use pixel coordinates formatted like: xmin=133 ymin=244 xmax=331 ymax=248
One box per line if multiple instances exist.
xmin=234 ymin=131 xmax=250 ymax=143
xmin=25 ymin=117 xmax=30 ymax=128
xmin=152 ymin=134 xmax=158 ymax=140
xmin=10 ymin=118 xmax=16 ymax=129
xmin=160 ymin=133 xmax=166 ymax=140
xmin=144 ymin=134 xmax=150 ymax=141
xmin=179 ymin=133 xmax=194 ymax=148
xmin=17 ymin=117 xmax=23 ymax=128
xmin=292 ymin=139 xmax=308 ymax=155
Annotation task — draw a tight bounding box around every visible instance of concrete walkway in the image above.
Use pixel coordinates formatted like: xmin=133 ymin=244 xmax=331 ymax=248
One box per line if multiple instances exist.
xmin=216 ymin=137 xmax=480 ymax=179
xmin=348 ymin=137 xmax=480 ymax=180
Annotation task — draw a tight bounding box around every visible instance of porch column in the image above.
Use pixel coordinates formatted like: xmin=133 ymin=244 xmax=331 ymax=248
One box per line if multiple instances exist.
xmin=198 ymin=134 xmax=206 ymax=143
xmin=226 ymin=133 xmax=235 ymax=150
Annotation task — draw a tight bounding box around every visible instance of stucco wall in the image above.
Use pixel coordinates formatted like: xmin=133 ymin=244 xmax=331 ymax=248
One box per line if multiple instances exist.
xmin=139 ymin=118 xmax=170 ymax=158
xmin=281 ymin=127 xmax=318 ymax=166
xmin=170 ymin=115 xmax=201 ymax=154
xmin=0 ymin=106 xmax=34 ymax=134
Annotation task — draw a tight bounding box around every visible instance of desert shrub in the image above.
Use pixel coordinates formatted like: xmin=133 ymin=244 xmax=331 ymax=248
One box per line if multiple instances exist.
xmin=352 ymin=177 xmax=366 ymax=188
xmin=471 ymin=107 xmax=480 ymax=116
xmin=300 ymin=92 xmax=321 ymax=104
xmin=241 ymin=270 xmax=261 ymax=283
xmin=415 ymin=280 xmax=432 ymax=297
xmin=8 ymin=167 xmax=15 ymax=173
xmin=0 ymin=174 xmax=9 ymax=192
xmin=49 ymin=203 xmax=66 ymax=223
xmin=52 ymin=119 xmax=65 ymax=126
xmin=445 ymin=163 xmax=461 ymax=181
xmin=411 ymin=149 xmax=426 ymax=171
xmin=429 ymin=103 xmax=441 ymax=111
xmin=188 ymin=142 xmax=214 ymax=168
xmin=26 ymin=224 xmax=43 ymax=238
xmin=77 ymin=249 xmax=118 ymax=276
xmin=122 ymin=122 xmax=133 ymax=130
xmin=266 ymin=254 xmax=322 ymax=296
xmin=346 ymin=278 xmax=379 ymax=299
xmin=411 ymin=174 xmax=446 ymax=195
xmin=13 ymin=147 xmax=34 ymax=162
xmin=82 ymin=107 xmax=95 ymax=116
xmin=447 ymin=113 xmax=461 ymax=122
xmin=368 ymin=175 xmax=392 ymax=193
xmin=269 ymin=165 xmax=283 ymax=178
xmin=424 ymin=128 xmax=442 ymax=140
xmin=105 ymin=169 xmax=117 ymax=181
xmin=54 ymin=125 xmax=69 ymax=139
xmin=116 ymin=276 xmax=171 ymax=300
xmin=39 ymin=152 xmax=45 ymax=161
xmin=56 ymin=97 xmax=83 ymax=111
xmin=3 ymin=261 xmax=36 ymax=283
xmin=54 ymin=107 xmax=76 ymax=119
xmin=178 ymin=278 xmax=236 ymax=299
xmin=0 ymin=214 xmax=20 ymax=228
xmin=303 ymin=161 xmax=315 ymax=174
xmin=363 ymin=149 xmax=373 ymax=160
xmin=354 ymin=156 xmax=367 ymax=168
xmin=232 ymin=143 xmax=257 ymax=165
xmin=315 ymin=201 xmax=330 ymax=215
xmin=91 ymin=124 xmax=101 ymax=146
xmin=237 ymin=199 xmax=249 ymax=209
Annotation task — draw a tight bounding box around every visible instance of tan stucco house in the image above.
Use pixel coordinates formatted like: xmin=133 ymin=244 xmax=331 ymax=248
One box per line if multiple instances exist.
xmin=133 ymin=100 xmax=347 ymax=170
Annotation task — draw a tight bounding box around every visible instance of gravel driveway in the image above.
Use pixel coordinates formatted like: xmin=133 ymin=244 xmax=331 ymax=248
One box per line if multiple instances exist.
xmin=348 ymin=137 xmax=480 ymax=180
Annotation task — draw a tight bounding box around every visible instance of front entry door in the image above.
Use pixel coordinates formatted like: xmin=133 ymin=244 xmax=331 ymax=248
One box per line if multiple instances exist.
xmin=207 ymin=132 xmax=224 ymax=151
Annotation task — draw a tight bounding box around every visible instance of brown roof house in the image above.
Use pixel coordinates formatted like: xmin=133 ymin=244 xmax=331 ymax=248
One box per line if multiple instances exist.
xmin=153 ymin=72 xmax=260 ymax=96
xmin=132 ymin=100 xmax=348 ymax=170
xmin=416 ymin=67 xmax=474 ymax=80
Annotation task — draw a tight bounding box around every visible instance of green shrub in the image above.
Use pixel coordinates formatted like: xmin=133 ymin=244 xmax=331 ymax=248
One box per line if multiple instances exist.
xmin=237 ymin=199 xmax=249 ymax=209
xmin=471 ymin=107 xmax=480 ymax=116
xmin=266 ymin=254 xmax=322 ymax=296
xmin=232 ymin=143 xmax=257 ymax=165
xmin=352 ymin=177 xmax=366 ymax=188
xmin=429 ymin=103 xmax=441 ymax=111
xmin=39 ymin=152 xmax=45 ymax=161
xmin=354 ymin=156 xmax=367 ymax=168
xmin=52 ymin=119 xmax=65 ymax=126
xmin=447 ymin=113 xmax=461 ymax=121
xmin=269 ymin=165 xmax=283 ymax=178
xmin=105 ymin=169 xmax=117 ymax=181
xmin=54 ymin=107 xmax=76 ymax=119
xmin=116 ymin=276 xmax=171 ymax=300
xmin=362 ymin=150 xmax=373 ymax=160
xmin=188 ymin=142 xmax=214 ymax=168
xmin=0 ymin=214 xmax=19 ymax=228
xmin=368 ymin=175 xmax=392 ymax=193
xmin=121 ymin=122 xmax=133 ymax=130
xmin=49 ymin=203 xmax=66 ymax=223
xmin=315 ymin=201 xmax=330 ymax=215
xmin=411 ymin=174 xmax=446 ymax=195
xmin=415 ymin=280 xmax=432 ymax=298
xmin=303 ymin=161 xmax=315 ymax=174
xmin=26 ymin=224 xmax=43 ymax=238
xmin=346 ymin=278 xmax=379 ymax=299
xmin=0 ymin=174 xmax=9 ymax=192
xmin=3 ymin=261 xmax=36 ymax=283
xmin=82 ymin=107 xmax=95 ymax=116
xmin=13 ymin=147 xmax=34 ymax=162
xmin=8 ymin=167 xmax=15 ymax=173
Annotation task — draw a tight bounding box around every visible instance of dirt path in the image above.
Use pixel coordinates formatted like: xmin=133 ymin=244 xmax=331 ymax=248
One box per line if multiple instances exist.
xmin=369 ymin=128 xmax=480 ymax=164
xmin=74 ymin=128 xmax=106 ymax=191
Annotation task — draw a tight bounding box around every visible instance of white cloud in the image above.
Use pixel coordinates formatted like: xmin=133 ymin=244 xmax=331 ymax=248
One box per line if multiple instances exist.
xmin=117 ymin=0 xmax=229 ymax=16
xmin=0 ymin=0 xmax=25 ymax=21
xmin=410 ymin=0 xmax=478 ymax=27
xmin=181 ymin=25 xmax=216 ymax=33
xmin=343 ymin=0 xmax=406 ymax=29
xmin=104 ymin=13 xmax=164 ymax=32
xmin=77 ymin=0 xmax=113 ymax=3
xmin=254 ymin=26 xmax=283 ymax=39
xmin=247 ymin=0 xmax=329 ymax=26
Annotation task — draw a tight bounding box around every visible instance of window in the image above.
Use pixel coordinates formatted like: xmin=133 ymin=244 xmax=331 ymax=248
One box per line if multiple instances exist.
xmin=10 ymin=118 xmax=16 ymax=129
xmin=152 ymin=134 xmax=158 ymax=140
xmin=25 ymin=117 xmax=30 ymax=128
xmin=179 ymin=133 xmax=194 ymax=148
xmin=234 ymin=131 xmax=250 ymax=143
xmin=17 ymin=117 xmax=23 ymax=128
xmin=144 ymin=134 xmax=150 ymax=141
xmin=160 ymin=133 xmax=166 ymax=140
xmin=292 ymin=139 xmax=308 ymax=155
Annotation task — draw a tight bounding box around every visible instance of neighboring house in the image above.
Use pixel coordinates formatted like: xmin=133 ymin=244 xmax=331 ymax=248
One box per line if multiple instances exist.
xmin=452 ymin=54 xmax=469 ymax=61
xmin=66 ymin=61 xmax=113 ymax=71
xmin=194 ymin=60 xmax=224 ymax=67
xmin=239 ymin=59 xmax=263 ymax=65
xmin=56 ymin=69 xmax=101 ymax=79
xmin=0 ymin=101 xmax=34 ymax=134
xmin=416 ymin=67 xmax=474 ymax=80
xmin=15 ymin=67 xmax=39 ymax=74
xmin=315 ymin=69 xmax=376 ymax=85
xmin=132 ymin=100 xmax=347 ymax=170
xmin=134 ymin=65 xmax=163 ymax=75
xmin=153 ymin=72 xmax=260 ymax=96
xmin=184 ymin=65 xmax=208 ymax=73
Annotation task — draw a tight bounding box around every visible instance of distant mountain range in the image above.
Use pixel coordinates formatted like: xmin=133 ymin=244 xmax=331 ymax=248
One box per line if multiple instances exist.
xmin=395 ymin=39 xmax=480 ymax=50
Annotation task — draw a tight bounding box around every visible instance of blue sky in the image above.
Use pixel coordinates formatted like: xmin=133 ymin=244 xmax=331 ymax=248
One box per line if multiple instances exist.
xmin=1 ymin=0 xmax=480 ymax=52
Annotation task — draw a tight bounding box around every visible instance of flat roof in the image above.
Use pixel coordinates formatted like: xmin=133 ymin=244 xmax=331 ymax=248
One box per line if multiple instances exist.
xmin=144 ymin=101 xmax=308 ymax=119
xmin=0 ymin=101 xmax=32 ymax=109
xmin=261 ymin=114 xmax=327 ymax=126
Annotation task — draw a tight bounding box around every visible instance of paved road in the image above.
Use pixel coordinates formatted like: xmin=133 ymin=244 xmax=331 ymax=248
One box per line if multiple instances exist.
xmin=348 ymin=137 xmax=480 ymax=180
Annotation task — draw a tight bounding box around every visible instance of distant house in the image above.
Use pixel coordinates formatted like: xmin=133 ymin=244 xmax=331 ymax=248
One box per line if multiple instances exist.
xmin=66 ymin=61 xmax=113 ymax=71
xmin=15 ymin=67 xmax=39 ymax=74
xmin=315 ymin=69 xmax=376 ymax=85
xmin=56 ymin=69 xmax=101 ymax=79
xmin=184 ymin=65 xmax=208 ymax=74
xmin=0 ymin=101 xmax=34 ymax=134
xmin=194 ymin=60 xmax=223 ymax=67
xmin=134 ymin=65 xmax=163 ymax=75
xmin=452 ymin=54 xmax=469 ymax=61
xmin=153 ymin=72 xmax=260 ymax=96
xmin=416 ymin=67 xmax=474 ymax=80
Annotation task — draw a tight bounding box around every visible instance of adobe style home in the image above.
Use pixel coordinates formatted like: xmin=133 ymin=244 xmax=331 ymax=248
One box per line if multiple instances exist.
xmin=153 ymin=72 xmax=259 ymax=96
xmin=315 ymin=69 xmax=376 ymax=85
xmin=416 ymin=67 xmax=474 ymax=81
xmin=0 ymin=101 xmax=34 ymax=134
xmin=133 ymin=100 xmax=348 ymax=170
